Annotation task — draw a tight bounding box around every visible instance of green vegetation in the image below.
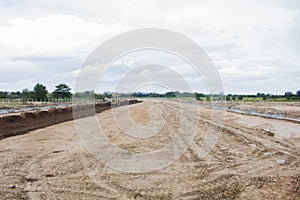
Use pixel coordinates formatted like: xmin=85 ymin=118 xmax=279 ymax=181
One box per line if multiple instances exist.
xmin=222 ymin=91 xmax=300 ymax=102
xmin=121 ymin=90 xmax=300 ymax=102
xmin=52 ymin=83 xmax=72 ymax=99
xmin=0 ymin=84 xmax=300 ymax=104
xmin=1 ymin=83 xmax=72 ymax=104
xmin=34 ymin=83 xmax=48 ymax=101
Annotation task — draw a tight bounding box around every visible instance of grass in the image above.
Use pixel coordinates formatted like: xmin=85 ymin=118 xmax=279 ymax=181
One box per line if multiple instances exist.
xmin=242 ymin=97 xmax=263 ymax=101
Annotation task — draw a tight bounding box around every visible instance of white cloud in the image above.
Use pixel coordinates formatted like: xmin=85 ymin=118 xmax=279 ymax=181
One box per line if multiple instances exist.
xmin=0 ymin=14 xmax=126 ymax=58
xmin=0 ymin=0 xmax=299 ymax=94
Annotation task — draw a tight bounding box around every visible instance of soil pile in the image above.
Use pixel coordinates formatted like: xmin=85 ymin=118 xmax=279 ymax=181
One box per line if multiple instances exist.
xmin=0 ymin=100 xmax=140 ymax=139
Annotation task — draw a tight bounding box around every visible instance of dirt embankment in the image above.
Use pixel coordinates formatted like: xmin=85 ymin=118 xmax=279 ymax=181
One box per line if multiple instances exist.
xmin=0 ymin=100 xmax=141 ymax=139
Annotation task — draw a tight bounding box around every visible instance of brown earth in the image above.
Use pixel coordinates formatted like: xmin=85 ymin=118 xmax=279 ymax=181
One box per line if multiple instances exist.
xmin=0 ymin=99 xmax=299 ymax=199
xmin=0 ymin=100 xmax=140 ymax=139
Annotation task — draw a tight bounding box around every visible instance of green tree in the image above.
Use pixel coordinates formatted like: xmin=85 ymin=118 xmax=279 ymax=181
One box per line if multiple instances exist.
xmin=104 ymin=91 xmax=112 ymax=98
xmin=0 ymin=91 xmax=9 ymax=98
xmin=165 ymin=92 xmax=176 ymax=98
xmin=9 ymin=91 xmax=21 ymax=98
xmin=34 ymin=83 xmax=48 ymax=101
xmin=226 ymin=95 xmax=231 ymax=101
xmin=95 ymin=93 xmax=105 ymax=100
xmin=52 ymin=83 xmax=72 ymax=99
xmin=285 ymin=91 xmax=293 ymax=100
xmin=195 ymin=92 xmax=205 ymax=100
xmin=21 ymin=89 xmax=35 ymax=102
xmin=83 ymin=90 xmax=95 ymax=99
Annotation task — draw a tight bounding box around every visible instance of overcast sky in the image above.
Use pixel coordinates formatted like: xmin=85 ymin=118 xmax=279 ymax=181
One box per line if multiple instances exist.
xmin=0 ymin=0 xmax=299 ymax=94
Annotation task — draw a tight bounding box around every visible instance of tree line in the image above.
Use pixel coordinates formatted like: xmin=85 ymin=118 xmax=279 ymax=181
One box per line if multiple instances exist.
xmin=0 ymin=83 xmax=113 ymax=102
xmin=0 ymin=83 xmax=72 ymax=102
xmin=222 ymin=91 xmax=300 ymax=101
xmin=1 ymin=83 xmax=300 ymax=102
xmin=127 ymin=91 xmax=300 ymax=101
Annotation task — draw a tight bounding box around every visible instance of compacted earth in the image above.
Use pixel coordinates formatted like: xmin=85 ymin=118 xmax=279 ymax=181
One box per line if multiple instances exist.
xmin=0 ymin=100 xmax=299 ymax=199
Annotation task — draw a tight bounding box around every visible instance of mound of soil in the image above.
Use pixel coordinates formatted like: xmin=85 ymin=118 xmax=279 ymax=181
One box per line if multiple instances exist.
xmin=0 ymin=100 xmax=141 ymax=139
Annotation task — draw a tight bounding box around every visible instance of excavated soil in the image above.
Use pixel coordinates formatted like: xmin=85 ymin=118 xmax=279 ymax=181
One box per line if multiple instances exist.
xmin=0 ymin=100 xmax=299 ymax=199
xmin=0 ymin=100 xmax=140 ymax=139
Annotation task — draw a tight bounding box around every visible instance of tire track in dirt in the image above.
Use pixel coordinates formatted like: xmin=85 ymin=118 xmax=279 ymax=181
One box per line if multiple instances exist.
xmin=0 ymin=100 xmax=299 ymax=199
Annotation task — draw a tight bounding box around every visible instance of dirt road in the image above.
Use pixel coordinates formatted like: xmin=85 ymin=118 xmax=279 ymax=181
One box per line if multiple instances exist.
xmin=0 ymin=100 xmax=299 ymax=199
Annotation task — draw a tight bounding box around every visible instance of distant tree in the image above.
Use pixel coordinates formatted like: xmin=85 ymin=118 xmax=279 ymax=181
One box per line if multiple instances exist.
xmin=195 ymin=92 xmax=205 ymax=100
xmin=182 ymin=92 xmax=194 ymax=97
xmin=174 ymin=91 xmax=180 ymax=97
xmin=95 ymin=93 xmax=105 ymax=100
xmin=132 ymin=92 xmax=143 ymax=97
xmin=73 ymin=92 xmax=82 ymax=98
xmin=297 ymin=90 xmax=300 ymax=97
xmin=9 ymin=91 xmax=21 ymax=98
xmin=83 ymin=90 xmax=95 ymax=99
xmin=73 ymin=91 xmax=95 ymax=99
xmin=52 ymin=83 xmax=72 ymax=99
xmin=21 ymin=89 xmax=35 ymax=100
xmin=0 ymin=91 xmax=9 ymax=98
xmin=238 ymin=95 xmax=243 ymax=100
xmin=259 ymin=93 xmax=267 ymax=101
xmin=257 ymin=93 xmax=266 ymax=98
xmin=284 ymin=91 xmax=293 ymax=100
xmin=104 ymin=91 xmax=112 ymax=98
xmin=226 ymin=95 xmax=231 ymax=101
xmin=149 ymin=92 xmax=161 ymax=98
xmin=165 ymin=92 xmax=176 ymax=98
xmin=34 ymin=83 xmax=48 ymax=101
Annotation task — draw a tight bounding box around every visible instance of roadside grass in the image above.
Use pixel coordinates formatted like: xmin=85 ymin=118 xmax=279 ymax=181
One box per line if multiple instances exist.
xmin=242 ymin=97 xmax=263 ymax=101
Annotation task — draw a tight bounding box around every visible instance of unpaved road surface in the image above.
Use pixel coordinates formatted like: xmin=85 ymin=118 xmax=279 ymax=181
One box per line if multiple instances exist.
xmin=0 ymin=100 xmax=299 ymax=199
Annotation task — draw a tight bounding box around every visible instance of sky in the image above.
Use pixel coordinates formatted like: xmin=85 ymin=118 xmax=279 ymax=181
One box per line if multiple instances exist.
xmin=0 ymin=0 xmax=299 ymax=94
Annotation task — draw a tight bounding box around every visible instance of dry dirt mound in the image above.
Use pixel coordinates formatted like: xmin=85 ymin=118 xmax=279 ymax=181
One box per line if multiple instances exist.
xmin=0 ymin=100 xmax=140 ymax=139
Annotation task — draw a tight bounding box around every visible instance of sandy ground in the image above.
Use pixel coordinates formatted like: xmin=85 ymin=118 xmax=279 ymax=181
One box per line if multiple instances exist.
xmin=0 ymin=100 xmax=299 ymax=199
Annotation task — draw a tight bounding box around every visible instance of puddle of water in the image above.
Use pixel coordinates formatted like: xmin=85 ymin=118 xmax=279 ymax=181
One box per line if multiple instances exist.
xmin=199 ymin=104 xmax=300 ymax=123
xmin=0 ymin=109 xmax=20 ymax=114
xmin=179 ymin=100 xmax=299 ymax=122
